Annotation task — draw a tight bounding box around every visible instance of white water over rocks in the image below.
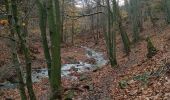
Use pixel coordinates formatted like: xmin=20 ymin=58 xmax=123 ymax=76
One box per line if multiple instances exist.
xmin=31 ymin=47 xmax=107 ymax=82
xmin=0 ymin=47 xmax=107 ymax=88
xmin=83 ymin=46 xmax=107 ymax=66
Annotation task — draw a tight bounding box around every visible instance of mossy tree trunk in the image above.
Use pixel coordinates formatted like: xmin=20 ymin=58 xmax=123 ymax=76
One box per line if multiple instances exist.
xmin=46 ymin=0 xmax=61 ymax=99
xmin=129 ymin=0 xmax=141 ymax=43
xmin=146 ymin=37 xmax=157 ymax=58
xmin=148 ymin=7 xmax=156 ymax=27
xmin=163 ymin=0 xmax=170 ymax=24
xmin=53 ymin=1 xmax=62 ymax=98
xmin=112 ymin=0 xmax=131 ymax=54
xmin=6 ymin=0 xmax=27 ymax=99
xmin=36 ymin=0 xmax=52 ymax=79
xmin=11 ymin=0 xmax=36 ymax=100
xmin=104 ymin=0 xmax=117 ymax=67
xmin=61 ymin=0 xmax=65 ymax=43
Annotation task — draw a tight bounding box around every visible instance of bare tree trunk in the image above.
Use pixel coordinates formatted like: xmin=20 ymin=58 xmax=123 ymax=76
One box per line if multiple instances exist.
xmin=129 ymin=0 xmax=141 ymax=43
xmin=91 ymin=15 xmax=94 ymax=42
xmin=6 ymin=0 xmax=27 ymax=99
xmin=47 ymin=0 xmax=61 ymax=99
xmin=36 ymin=0 xmax=52 ymax=79
xmin=11 ymin=0 xmax=36 ymax=99
xmin=95 ymin=0 xmax=101 ymax=45
xmin=71 ymin=19 xmax=74 ymax=45
xmin=105 ymin=0 xmax=117 ymax=67
xmin=163 ymin=0 xmax=170 ymax=24
xmin=61 ymin=0 xmax=65 ymax=43
xmin=112 ymin=0 xmax=131 ymax=54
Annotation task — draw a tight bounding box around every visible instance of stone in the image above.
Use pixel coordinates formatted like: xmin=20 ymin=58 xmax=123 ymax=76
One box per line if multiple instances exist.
xmin=129 ymin=90 xmax=138 ymax=96
xmin=127 ymin=79 xmax=136 ymax=85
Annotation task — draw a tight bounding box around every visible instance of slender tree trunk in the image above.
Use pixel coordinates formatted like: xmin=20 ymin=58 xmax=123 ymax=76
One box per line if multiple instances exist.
xmin=163 ymin=0 xmax=170 ymax=24
xmin=94 ymin=0 xmax=101 ymax=45
xmin=129 ymin=0 xmax=140 ymax=43
xmin=148 ymin=7 xmax=156 ymax=27
xmin=105 ymin=0 xmax=117 ymax=67
xmin=11 ymin=0 xmax=36 ymax=100
xmin=47 ymin=0 xmax=61 ymax=99
xmin=91 ymin=15 xmax=94 ymax=41
xmin=36 ymin=0 xmax=52 ymax=79
xmin=71 ymin=19 xmax=74 ymax=45
xmin=6 ymin=0 xmax=27 ymax=99
xmin=112 ymin=0 xmax=131 ymax=54
xmin=61 ymin=0 xmax=64 ymax=43
xmin=10 ymin=22 xmax=27 ymax=100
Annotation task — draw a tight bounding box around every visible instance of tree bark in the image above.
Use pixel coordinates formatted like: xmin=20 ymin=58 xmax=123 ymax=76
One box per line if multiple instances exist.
xmin=112 ymin=0 xmax=131 ymax=54
xmin=11 ymin=0 xmax=36 ymax=99
xmin=46 ymin=0 xmax=61 ymax=99
xmin=36 ymin=0 xmax=52 ymax=79
xmin=6 ymin=0 xmax=27 ymax=99
xmin=163 ymin=0 xmax=170 ymax=24
xmin=129 ymin=0 xmax=141 ymax=42
xmin=105 ymin=0 xmax=117 ymax=67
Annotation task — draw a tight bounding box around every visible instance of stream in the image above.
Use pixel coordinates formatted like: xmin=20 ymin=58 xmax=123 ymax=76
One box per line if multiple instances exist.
xmin=0 ymin=47 xmax=107 ymax=89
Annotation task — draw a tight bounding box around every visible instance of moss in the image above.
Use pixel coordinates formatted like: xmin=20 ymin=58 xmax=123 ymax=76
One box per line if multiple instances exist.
xmin=146 ymin=37 xmax=157 ymax=58
xmin=119 ymin=80 xmax=128 ymax=89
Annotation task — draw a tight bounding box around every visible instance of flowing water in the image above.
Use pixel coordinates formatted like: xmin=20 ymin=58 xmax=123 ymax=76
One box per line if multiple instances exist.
xmin=0 ymin=47 xmax=107 ymax=89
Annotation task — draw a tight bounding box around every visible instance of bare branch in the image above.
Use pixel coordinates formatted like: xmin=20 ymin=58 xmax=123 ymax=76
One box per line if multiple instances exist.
xmin=66 ymin=11 xmax=104 ymax=18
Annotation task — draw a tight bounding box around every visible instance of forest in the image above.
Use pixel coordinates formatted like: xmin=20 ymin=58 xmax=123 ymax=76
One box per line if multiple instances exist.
xmin=0 ymin=0 xmax=170 ymax=99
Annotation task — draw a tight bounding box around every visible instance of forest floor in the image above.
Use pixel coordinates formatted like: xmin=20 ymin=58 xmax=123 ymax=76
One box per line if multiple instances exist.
xmin=0 ymin=25 xmax=170 ymax=100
